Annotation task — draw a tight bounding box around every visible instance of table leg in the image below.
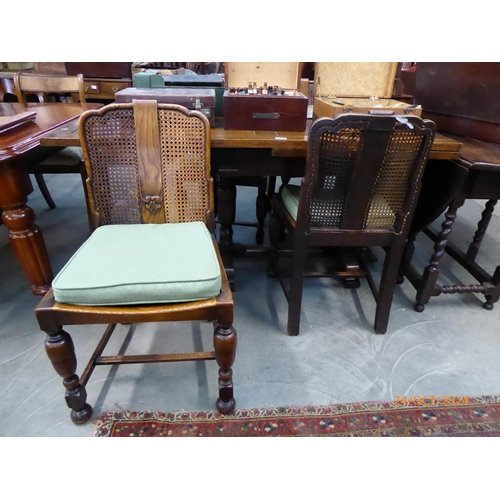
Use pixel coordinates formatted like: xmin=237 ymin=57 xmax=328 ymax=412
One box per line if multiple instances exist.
xmin=255 ymin=180 xmax=267 ymax=245
xmin=0 ymin=161 xmax=53 ymax=296
xmin=415 ymin=197 xmax=465 ymax=312
xmin=466 ymin=198 xmax=497 ymax=262
xmin=216 ymin=177 xmax=236 ymax=290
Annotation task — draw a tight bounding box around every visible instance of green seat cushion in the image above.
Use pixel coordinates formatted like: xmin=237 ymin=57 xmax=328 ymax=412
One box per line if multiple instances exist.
xmin=281 ymin=184 xmax=300 ymax=220
xmin=52 ymin=222 xmax=222 ymax=306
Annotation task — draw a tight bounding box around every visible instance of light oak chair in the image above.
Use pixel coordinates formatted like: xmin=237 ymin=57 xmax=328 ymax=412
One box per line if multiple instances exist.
xmin=268 ymin=113 xmax=436 ymax=335
xmin=13 ymin=73 xmax=88 ymax=210
xmin=35 ymin=101 xmax=237 ymax=424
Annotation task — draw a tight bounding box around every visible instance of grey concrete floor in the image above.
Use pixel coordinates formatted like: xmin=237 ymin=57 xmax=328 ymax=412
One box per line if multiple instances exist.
xmin=1 ymin=173 xmax=499 ymax=437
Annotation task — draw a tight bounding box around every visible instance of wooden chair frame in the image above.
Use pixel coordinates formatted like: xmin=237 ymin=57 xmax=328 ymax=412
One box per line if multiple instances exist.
xmin=35 ymin=102 xmax=237 ymax=424
xmin=268 ymin=113 xmax=436 ymax=335
xmin=13 ymin=73 xmax=86 ymax=105
xmin=13 ymin=72 xmax=88 ymax=213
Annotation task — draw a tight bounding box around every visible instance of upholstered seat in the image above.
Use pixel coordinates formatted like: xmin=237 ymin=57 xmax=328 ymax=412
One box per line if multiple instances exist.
xmin=36 ymin=101 xmax=237 ymax=424
xmin=281 ymin=184 xmax=399 ymax=229
xmin=37 ymin=146 xmax=84 ymax=167
xmin=52 ymin=222 xmax=222 ymax=306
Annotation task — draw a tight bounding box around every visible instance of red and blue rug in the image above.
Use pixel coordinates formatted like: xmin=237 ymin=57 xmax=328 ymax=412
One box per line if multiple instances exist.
xmin=94 ymin=395 xmax=500 ymax=437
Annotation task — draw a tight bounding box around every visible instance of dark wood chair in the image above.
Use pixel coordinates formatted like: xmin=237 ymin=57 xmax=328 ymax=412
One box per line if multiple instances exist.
xmin=35 ymin=101 xmax=237 ymax=424
xmin=268 ymin=113 xmax=436 ymax=335
xmin=13 ymin=72 xmax=88 ymax=211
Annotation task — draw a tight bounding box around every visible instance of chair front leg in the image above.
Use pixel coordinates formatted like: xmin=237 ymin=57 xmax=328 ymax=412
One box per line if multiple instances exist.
xmin=214 ymin=323 xmax=237 ymax=414
xmin=44 ymin=329 xmax=93 ymax=424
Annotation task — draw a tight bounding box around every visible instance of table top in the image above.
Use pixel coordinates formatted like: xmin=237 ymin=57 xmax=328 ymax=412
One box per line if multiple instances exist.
xmin=38 ymin=113 xmax=463 ymax=160
xmin=441 ymin=133 xmax=500 ymax=170
xmin=0 ymin=102 xmax=101 ymax=162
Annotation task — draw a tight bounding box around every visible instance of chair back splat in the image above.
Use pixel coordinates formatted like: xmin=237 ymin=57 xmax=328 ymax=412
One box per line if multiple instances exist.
xmin=35 ymin=101 xmax=236 ymax=424
xmin=81 ymin=101 xmax=214 ymax=230
xmin=269 ymin=113 xmax=436 ymax=335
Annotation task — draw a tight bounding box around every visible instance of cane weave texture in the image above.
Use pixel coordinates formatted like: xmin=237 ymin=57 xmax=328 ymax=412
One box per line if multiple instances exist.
xmin=366 ymin=129 xmax=425 ymax=229
xmin=306 ymin=120 xmax=427 ymax=232
xmin=83 ymin=108 xmax=141 ymax=225
xmin=309 ymin=127 xmax=360 ymax=228
xmin=82 ymin=105 xmax=210 ymax=227
xmin=158 ymin=108 xmax=209 ymax=223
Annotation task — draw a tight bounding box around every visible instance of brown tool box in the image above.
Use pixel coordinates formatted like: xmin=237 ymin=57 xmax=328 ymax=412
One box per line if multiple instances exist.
xmin=223 ymin=62 xmax=308 ymax=131
xmin=114 ymin=87 xmax=216 ymax=127
xmin=312 ymin=62 xmax=422 ymax=119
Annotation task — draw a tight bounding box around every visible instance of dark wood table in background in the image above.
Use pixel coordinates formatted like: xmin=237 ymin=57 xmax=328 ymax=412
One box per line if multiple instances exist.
xmin=0 ymin=102 xmax=101 ymax=295
xmin=40 ymin=117 xmax=463 ymax=288
xmin=403 ymin=135 xmax=500 ymax=311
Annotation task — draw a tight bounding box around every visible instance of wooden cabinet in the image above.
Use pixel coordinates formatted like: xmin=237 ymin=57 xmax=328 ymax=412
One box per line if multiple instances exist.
xmin=83 ymin=78 xmax=132 ymax=100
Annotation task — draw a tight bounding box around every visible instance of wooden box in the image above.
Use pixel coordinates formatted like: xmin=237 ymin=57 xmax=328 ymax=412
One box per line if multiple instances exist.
xmin=134 ymin=71 xmax=225 ymax=116
xmin=312 ymin=63 xmax=422 ymax=119
xmin=223 ymin=62 xmax=308 ymax=131
xmin=115 ymin=87 xmax=216 ymax=127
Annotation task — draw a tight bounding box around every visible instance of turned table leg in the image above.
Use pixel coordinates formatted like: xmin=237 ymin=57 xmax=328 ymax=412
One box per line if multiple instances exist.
xmin=466 ymin=198 xmax=497 ymax=262
xmin=415 ymin=198 xmax=465 ymax=312
xmin=0 ymin=161 xmax=53 ymax=296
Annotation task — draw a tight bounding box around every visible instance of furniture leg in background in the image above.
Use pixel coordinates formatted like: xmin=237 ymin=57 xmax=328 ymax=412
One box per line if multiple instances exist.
xmin=403 ymin=158 xmax=500 ymax=311
xmin=212 ymin=148 xmax=305 ymax=290
xmin=0 ymin=153 xmax=54 ymax=295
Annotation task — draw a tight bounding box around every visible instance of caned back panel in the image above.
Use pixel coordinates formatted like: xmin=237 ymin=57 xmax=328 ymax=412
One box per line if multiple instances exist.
xmin=80 ymin=103 xmax=210 ymax=227
xmin=303 ymin=115 xmax=435 ymax=233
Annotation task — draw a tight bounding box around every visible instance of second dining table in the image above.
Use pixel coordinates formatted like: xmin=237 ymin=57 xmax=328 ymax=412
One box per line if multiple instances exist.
xmin=0 ymin=101 xmax=101 ymax=296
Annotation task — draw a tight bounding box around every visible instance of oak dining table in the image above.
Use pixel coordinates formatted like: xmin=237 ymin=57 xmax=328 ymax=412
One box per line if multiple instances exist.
xmin=39 ymin=115 xmax=463 ymax=289
xmin=0 ymin=102 xmax=101 ymax=296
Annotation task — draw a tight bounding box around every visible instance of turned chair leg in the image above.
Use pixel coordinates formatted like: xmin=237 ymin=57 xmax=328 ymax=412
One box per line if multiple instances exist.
xmin=44 ymin=329 xmax=93 ymax=424
xmin=214 ymin=323 xmax=237 ymax=414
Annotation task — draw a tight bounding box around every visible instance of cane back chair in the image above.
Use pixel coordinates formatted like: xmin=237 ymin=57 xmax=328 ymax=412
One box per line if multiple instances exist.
xmin=35 ymin=101 xmax=237 ymax=424
xmin=13 ymin=72 xmax=88 ymax=212
xmin=268 ymin=113 xmax=436 ymax=335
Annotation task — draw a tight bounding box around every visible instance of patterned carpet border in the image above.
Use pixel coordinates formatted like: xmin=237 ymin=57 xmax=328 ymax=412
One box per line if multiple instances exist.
xmin=94 ymin=395 xmax=500 ymax=437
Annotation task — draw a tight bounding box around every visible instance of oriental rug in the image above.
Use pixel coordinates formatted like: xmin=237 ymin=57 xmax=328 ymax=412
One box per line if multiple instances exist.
xmin=94 ymin=395 xmax=500 ymax=437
